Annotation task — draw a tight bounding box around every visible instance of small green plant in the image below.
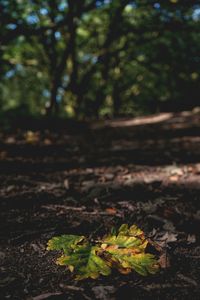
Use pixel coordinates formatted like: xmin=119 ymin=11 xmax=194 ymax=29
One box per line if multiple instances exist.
xmin=47 ymin=224 xmax=159 ymax=280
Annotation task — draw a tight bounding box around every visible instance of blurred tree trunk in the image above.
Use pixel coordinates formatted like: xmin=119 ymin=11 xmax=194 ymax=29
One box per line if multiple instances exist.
xmin=47 ymin=79 xmax=59 ymax=115
xmin=45 ymin=0 xmax=77 ymax=115
xmin=113 ymin=87 xmax=121 ymax=117
xmin=76 ymin=0 xmax=129 ymax=118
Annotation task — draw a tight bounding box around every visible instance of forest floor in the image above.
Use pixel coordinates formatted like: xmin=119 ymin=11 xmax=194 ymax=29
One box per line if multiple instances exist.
xmin=0 ymin=110 xmax=200 ymax=300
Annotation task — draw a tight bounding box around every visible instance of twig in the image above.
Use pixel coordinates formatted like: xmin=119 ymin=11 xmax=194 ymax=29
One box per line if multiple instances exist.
xmin=42 ymin=204 xmax=86 ymax=211
xmin=177 ymin=274 xmax=198 ymax=287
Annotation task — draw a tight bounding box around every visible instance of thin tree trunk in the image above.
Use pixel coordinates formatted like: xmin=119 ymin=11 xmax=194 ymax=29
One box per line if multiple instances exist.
xmin=113 ymin=87 xmax=121 ymax=117
xmin=46 ymin=79 xmax=59 ymax=115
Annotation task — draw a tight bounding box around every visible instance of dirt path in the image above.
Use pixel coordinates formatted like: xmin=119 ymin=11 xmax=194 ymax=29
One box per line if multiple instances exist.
xmin=0 ymin=111 xmax=200 ymax=299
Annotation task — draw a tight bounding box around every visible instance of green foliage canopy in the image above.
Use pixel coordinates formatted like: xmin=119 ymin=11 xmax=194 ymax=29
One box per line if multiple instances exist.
xmin=1 ymin=0 xmax=200 ymax=118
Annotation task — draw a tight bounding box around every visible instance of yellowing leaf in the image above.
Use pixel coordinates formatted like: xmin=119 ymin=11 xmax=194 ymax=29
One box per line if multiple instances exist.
xmin=102 ymin=235 xmax=147 ymax=250
xmin=118 ymin=224 xmax=144 ymax=238
xmin=105 ymin=247 xmax=159 ymax=276
xmin=57 ymin=245 xmax=111 ymax=280
xmin=102 ymin=224 xmax=147 ymax=251
xmin=47 ymin=224 xmax=159 ymax=280
xmin=101 ymin=225 xmax=158 ymax=276
xmin=47 ymin=235 xmax=85 ymax=254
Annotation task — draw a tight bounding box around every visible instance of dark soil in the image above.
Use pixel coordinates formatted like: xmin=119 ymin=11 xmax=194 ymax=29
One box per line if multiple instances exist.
xmin=0 ymin=111 xmax=200 ymax=300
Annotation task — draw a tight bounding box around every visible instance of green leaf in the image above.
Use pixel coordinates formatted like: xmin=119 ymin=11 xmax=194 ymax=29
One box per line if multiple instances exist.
xmin=101 ymin=224 xmax=158 ymax=276
xmin=47 ymin=224 xmax=159 ymax=280
xmin=102 ymin=234 xmax=146 ymax=249
xmin=104 ymin=247 xmax=159 ymax=276
xmin=47 ymin=235 xmax=85 ymax=254
xmin=57 ymin=245 xmax=111 ymax=280
xmin=102 ymin=224 xmax=147 ymax=251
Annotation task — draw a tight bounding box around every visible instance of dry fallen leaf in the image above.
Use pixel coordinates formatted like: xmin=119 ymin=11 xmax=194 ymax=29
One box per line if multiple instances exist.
xmin=159 ymin=232 xmax=178 ymax=243
xmin=158 ymin=252 xmax=170 ymax=269
xmin=170 ymin=167 xmax=184 ymax=176
xmin=169 ymin=175 xmax=179 ymax=182
xmin=92 ymin=285 xmax=116 ymax=300
xmin=105 ymin=208 xmax=117 ymax=215
xmin=24 ymin=131 xmax=40 ymax=144
xmin=0 ymin=151 xmax=7 ymax=159
xmin=5 ymin=136 xmax=16 ymax=144
xmin=43 ymin=138 xmax=52 ymax=145
xmin=187 ymin=234 xmax=196 ymax=244
xmin=64 ymin=179 xmax=70 ymax=189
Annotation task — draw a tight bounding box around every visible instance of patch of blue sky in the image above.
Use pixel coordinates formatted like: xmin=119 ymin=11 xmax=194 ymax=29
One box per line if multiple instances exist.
xmin=82 ymin=54 xmax=98 ymax=63
xmin=58 ymin=1 xmax=68 ymax=11
xmin=63 ymin=75 xmax=69 ymax=85
xmin=193 ymin=8 xmax=200 ymax=20
xmin=55 ymin=15 xmax=63 ymax=22
xmin=42 ymin=89 xmax=50 ymax=98
xmin=56 ymin=95 xmax=62 ymax=102
xmin=96 ymin=0 xmax=111 ymax=8
xmin=57 ymin=87 xmax=64 ymax=102
xmin=6 ymin=23 xmax=17 ymax=30
xmin=39 ymin=8 xmax=48 ymax=15
xmin=16 ymin=64 xmax=23 ymax=71
xmin=154 ymin=3 xmax=161 ymax=9
xmin=125 ymin=3 xmax=137 ymax=10
xmin=82 ymin=54 xmax=91 ymax=62
xmin=92 ymin=56 xmax=98 ymax=64
xmin=96 ymin=1 xmax=102 ymax=7
xmin=55 ymin=31 xmax=61 ymax=39
xmin=5 ymin=64 xmax=23 ymax=78
xmin=5 ymin=69 xmax=15 ymax=79
xmin=27 ymin=14 xmax=39 ymax=24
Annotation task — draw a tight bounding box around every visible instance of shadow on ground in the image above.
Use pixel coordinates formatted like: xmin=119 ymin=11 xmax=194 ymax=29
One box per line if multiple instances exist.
xmin=0 ymin=110 xmax=200 ymax=299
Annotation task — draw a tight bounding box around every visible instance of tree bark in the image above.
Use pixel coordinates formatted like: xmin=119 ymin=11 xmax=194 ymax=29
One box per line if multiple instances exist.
xmin=45 ymin=78 xmax=59 ymax=115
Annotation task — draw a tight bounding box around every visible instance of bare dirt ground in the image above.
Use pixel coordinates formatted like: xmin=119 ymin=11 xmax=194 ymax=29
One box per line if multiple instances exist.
xmin=0 ymin=110 xmax=200 ymax=299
